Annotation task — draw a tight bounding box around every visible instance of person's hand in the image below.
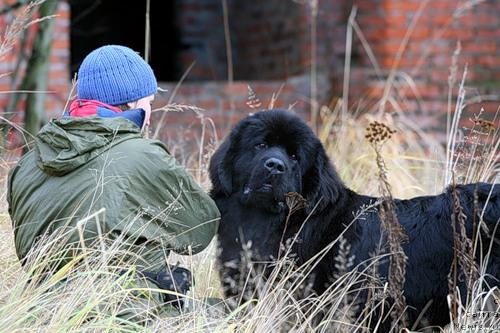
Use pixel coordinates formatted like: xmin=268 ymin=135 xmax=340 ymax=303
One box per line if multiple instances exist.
xmin=156 ymin=265 xmax=193 ymax=295
xmin=156 ymin=265 xmax=193 ymax=308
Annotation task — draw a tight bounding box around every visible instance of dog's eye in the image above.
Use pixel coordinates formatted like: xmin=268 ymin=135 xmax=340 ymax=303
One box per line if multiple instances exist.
xmin=255 ymin=143 xmax=268 ymax=150
xmin=290 ymin=154 xmax=297 ymax=160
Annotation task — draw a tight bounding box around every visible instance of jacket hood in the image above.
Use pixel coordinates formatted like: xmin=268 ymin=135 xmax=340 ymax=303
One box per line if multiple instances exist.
xmin=35 ymin=117 xmax=143 ymax=176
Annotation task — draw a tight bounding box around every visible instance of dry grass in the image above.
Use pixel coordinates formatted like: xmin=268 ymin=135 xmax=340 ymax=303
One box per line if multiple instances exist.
xmin=319 ymin=102 xmax=447 ymax=199
xmin=0 ymin=93 xmax=497 ymax=332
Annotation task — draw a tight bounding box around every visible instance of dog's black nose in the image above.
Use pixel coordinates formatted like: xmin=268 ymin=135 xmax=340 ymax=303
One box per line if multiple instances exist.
xmin=264 ymin=157 xmax=286 ymax=174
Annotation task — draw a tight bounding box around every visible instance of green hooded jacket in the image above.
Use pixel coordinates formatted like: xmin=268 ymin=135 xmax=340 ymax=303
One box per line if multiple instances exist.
xmin=7 ymin=117 xmax=220 ymax=273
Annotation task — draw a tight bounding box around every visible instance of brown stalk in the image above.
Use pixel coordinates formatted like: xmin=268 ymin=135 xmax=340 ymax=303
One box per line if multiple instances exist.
xmin=279 ymin=192 xmax=307 ymax=259
xmin=448 ymin=176 xmax=479 ymax=321
xmin=366 ymin=121 xmax=408 ymax=329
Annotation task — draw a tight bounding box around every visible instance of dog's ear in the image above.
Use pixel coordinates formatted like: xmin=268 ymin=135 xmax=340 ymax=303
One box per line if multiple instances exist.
xmin=209 ymin=138 xmax=233 ymax=196
xmin=302 ymin=141 xmax=344 ymax=214
xmin=208 ymin=116 xmax=255 ymax=196
xmin=210 ymin=118 xmax=254 ymax=196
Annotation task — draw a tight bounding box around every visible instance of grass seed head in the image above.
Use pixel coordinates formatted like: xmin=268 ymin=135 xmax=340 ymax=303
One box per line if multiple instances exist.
xmin=473 ymin=119 xmax=496 ymax=133
xmin=365 ymin=121 xmax=397 ymax=144
xmin=285 ymin=192 xmax=308 ymax=214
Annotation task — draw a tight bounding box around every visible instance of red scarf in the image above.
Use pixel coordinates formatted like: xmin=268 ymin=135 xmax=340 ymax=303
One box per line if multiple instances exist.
xmin=68 ymin=99 xmax=122 ymax=117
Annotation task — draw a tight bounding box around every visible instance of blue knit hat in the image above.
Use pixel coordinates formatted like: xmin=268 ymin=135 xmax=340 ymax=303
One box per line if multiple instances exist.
xmin=77 ymin=45 xmax=157 ymax=105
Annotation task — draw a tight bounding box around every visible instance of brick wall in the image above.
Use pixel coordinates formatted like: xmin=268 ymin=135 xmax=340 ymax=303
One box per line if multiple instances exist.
xmin=0 ymin=0 xmax=498 ymax=149
xmin=151 ymin=74 xmax=331 ymax=148
xmin=328 ymin=0 xmax=499 ymax=133
xmin=174 ymin=0 xmax=350 ymax=79
xmin=175 ymin=0 xmax=312 ymax=81
xmin=162 ymin=0 xmax=336 ymax=145
xmin=0 ymin=0 xmax=71 ymax=127
xmin=157 ymin=0 xmax=499 ymax=147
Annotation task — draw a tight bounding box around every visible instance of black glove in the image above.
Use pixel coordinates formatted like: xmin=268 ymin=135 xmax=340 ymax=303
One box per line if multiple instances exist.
xmin=156 ymin=265 xmax=193 ymax=304
xmin=139 ymin=264 xmax=193 ymax=308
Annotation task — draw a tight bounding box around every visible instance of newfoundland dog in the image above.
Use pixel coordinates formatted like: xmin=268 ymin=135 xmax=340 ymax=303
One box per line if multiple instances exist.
xmin=209 ymin=109 xmax=499 ymax=329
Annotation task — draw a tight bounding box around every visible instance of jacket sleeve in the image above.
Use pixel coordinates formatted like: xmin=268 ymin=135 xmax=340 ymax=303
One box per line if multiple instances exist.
xmin=123 ymin=140 xmax=220 ymax=256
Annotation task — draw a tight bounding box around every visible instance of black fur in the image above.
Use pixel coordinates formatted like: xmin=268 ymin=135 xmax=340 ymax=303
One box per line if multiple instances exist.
xmin=209 ymin=110 xmax=499 ymax=329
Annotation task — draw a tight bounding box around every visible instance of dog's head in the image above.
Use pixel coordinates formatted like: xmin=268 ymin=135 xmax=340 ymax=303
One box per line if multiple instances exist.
xmin=210 ymin=110 xmax=344 ymax=214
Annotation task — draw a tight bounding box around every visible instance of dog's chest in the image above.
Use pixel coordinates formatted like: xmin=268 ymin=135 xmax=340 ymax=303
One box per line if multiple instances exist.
xmin=217 ymin=202 xmax=288 ymax=260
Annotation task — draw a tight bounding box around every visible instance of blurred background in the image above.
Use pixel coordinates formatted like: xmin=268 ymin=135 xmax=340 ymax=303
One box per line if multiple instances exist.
xmin=0 ymin=0 xmax=498 ymax=149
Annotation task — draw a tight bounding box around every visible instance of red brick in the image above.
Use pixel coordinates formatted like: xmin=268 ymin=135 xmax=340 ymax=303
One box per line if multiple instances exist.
xmin=440 ymin=29 xmax=474 ymax=40
xmin=49 ymin=83 xmax=71 ymax=94
xmin=223 ymin=83 xmax=248 ymax=97
xmin=457 ymin=14 xmax=498 ymax=28
xmin=429 ymin=70 xmax=450 ymax=83
xmin=427 ymin=2 xmax=458 ymax=10
xmin=175 ymin=85 xmax=204 ymax=95
xmin=474 ymin=29 xmax=500 ymax=39
xmin=473 ymin=102 xmax=500 ymax=115
xmin=52 ymin=39 xmax=69 ymax=49
xmin=358 ymin=16 xmax=386 ymax=26
xmin=367 ymin=85 xmax=385 ymax=98
xmin=371 ymin=43 xmax=399 ymax=55
xmin=462 ymin=42 xmax=496 ymax=54
xmin=56 ymin=8 xmax=70 ymax=20
xmin=412 ymin=27 xmax=432 ymax=40
xmin=48 ymin=70 xmax=68 ymax=81
xmin=432 ymin=14 xmax=454 ymax=26
xmin=195 ymin=99 xmax=217 ymax=110
xmin=355 ymin=1 xmax=379 ymax=10
xmin=363 ymin=29 xmax=389 ymax=41
xmin=418 ymin=85 xmax=442 ymax=98
xmin=384 ymin=2 xmax=423 ymax=11
xmin=386 ymin=14 xmax=407 ymax=26
xmin=385 ymin=29 xmax=408 ymax=39
xmin=250 ymin=84 xmax=282 ymax=95
xmin=0 ymin=83 xmax=12 ymax=92
xmin=478 ymin=56 xmax=500 ymax=67
xmin=400 ymin=57 xmax=422 ymax=67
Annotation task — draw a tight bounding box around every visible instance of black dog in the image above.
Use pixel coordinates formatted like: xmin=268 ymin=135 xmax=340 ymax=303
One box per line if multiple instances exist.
xmin=209 ymin=110 xmax=499 ymax=329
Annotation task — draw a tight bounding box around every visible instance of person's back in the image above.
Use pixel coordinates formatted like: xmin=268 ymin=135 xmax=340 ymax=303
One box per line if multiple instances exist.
xmin=9 ymin=117 xmax=219 ymax=269
xmin=7 ymin=45 xmax=220 ymax=319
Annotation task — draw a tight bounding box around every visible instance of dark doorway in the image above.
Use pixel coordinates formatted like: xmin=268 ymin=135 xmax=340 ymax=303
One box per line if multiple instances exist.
xmin=69 ymin=0 xmax=179 ymax=81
